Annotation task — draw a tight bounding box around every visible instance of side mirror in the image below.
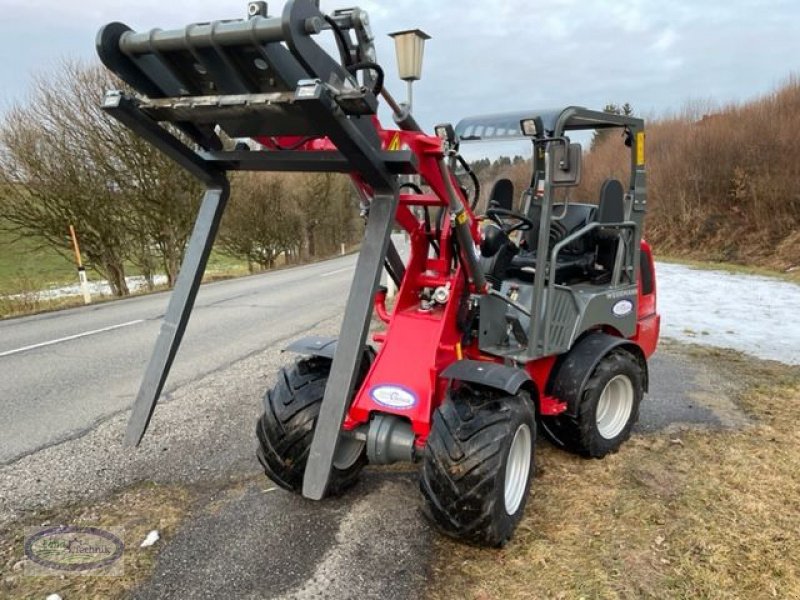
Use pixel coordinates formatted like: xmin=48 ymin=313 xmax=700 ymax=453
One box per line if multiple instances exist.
xmin=548 ymin=141 xmax=582 ymax=187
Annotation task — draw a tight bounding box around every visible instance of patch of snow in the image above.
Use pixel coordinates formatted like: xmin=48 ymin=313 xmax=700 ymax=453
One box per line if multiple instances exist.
xmin=5 ymin=274 xmax=169 ymax=301
xmin=656 ymin=262 xmax=800 ymax=365
xmin=140 ymin=529 xmax=160 ymax=548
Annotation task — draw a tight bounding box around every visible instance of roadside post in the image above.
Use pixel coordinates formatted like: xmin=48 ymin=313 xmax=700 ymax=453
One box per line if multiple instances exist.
xmin=69 ymin=224 xmax=92 ymax=305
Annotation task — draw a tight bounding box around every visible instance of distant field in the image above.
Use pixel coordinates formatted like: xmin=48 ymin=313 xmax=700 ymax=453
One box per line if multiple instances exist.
xmin=0 ymin=227 xmax=77 ymax=293
xmin=0 ymin=224 xmax=251 ymax=296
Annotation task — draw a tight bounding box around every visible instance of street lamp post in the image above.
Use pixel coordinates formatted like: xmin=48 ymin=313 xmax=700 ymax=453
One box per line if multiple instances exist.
xmin=384 ymin=29 xmax=430 ymax=300
xmin=388 ymin=29 xmax=431 ymax=113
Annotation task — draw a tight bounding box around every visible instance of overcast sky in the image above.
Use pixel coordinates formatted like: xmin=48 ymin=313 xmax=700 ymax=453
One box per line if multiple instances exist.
xmin=1 ymin=0 xmax=798 ymax=136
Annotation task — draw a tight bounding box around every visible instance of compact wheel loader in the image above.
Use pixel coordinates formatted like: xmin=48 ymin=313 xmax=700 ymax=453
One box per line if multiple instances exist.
xmin=97 ymin=0 xmax=660 ymax=547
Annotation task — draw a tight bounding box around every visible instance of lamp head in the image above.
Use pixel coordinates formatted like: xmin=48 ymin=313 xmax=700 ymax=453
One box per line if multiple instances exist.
xmin=388 ymin=29 xmax=431 ymax=81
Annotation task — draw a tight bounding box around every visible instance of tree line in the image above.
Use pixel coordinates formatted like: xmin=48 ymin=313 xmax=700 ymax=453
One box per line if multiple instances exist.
xmin=577 ymin=82 xmax=800 ymax=270
xmin=0 ymin=62 xmax=362 ymax=296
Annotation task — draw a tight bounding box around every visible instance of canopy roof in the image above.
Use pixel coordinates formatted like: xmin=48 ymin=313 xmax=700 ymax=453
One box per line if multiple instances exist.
xmin=454 ymin=107 xmax=643 ymax=143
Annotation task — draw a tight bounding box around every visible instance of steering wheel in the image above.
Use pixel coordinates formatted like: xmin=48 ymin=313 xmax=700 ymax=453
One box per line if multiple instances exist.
xmin=484 ymin=207 xmax=536 ymax=234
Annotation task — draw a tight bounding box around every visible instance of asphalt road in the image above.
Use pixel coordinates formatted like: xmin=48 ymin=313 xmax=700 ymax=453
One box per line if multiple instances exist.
xmin=0 ymin=255 xmax=358 ymax=464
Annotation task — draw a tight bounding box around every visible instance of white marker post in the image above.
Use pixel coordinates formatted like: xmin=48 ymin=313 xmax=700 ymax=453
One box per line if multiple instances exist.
xmin=386 ymin=274 xmax=397 ymax=300
xmin=69 ymin=225 xmax=92 ymax=305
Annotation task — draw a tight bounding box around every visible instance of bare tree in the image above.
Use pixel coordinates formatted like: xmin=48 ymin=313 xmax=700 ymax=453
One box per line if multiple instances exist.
xmin=316 ymin=176 xmax=362 ymax=254
xmin=113 ymin=128 xmax=202 ymax=286
xmin=219 ymin=173 xmax=303 ymax=271
xmin=0 ymin=64 xmax=133 ymax=295
xmin=0 ymin=61 xmax=202 ymax=295
xmin=292 ymin=172 xmax=360 ymax=259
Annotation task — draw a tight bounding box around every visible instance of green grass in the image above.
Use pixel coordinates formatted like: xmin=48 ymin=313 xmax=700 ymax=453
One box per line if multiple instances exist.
xmin=0 ymin=227 xmax=78 ymax=294
xmin=0 ymin=223 xmax=254 ymax=318
xmin=205 ymin=250 xmax=253 ymax=278
xmin=0 ymin=224 xmax=252 ymax=294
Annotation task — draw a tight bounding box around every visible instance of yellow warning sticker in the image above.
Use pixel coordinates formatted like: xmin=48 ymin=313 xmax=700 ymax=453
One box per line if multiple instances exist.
xmin=636 ymin=131 xmax=646 ymax=166
xmin=455 ymin=212 xmax=469 ymax=225
xmin=387 ymin=133 xmax=401 ymax=152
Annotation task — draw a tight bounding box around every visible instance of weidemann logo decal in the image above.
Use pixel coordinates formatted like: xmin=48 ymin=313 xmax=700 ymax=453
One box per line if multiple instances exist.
xmin=612 ymin=299 xmax=634 ymax=317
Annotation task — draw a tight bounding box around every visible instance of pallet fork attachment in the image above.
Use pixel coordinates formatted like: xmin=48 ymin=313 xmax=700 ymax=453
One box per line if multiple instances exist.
xmin=97 ymin=0 xmax=413 ymax=498
xmin=303 ymin=190 xmax=398 ymax=499
xmin=124 ymin=184 xmax=229 ymax=447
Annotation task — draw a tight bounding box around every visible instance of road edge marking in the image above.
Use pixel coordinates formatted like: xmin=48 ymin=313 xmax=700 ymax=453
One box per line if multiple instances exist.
xmin=321 ymin=267 xmax=355 ymax=278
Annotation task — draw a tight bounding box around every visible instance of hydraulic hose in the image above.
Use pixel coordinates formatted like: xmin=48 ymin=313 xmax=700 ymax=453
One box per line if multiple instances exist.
xmin=348 ymin=61 xmax=384 ymax=95
xmin=438 ymin=158 xmax=488 ymax=292
xmin=324 ymin=14 xmax=353 ymax=67
xmin=456 ymin=154 xmax=481 ymax=211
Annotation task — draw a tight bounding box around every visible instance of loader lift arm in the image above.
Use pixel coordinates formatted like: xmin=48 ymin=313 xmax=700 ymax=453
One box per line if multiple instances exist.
xmin=96 ymin=0 xmax=480 ymax=499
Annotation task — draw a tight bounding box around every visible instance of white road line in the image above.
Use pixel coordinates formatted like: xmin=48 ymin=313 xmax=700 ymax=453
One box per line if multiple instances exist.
xmin=321 ymin=266 xmax=355 ymax=278
xmin=0 ymin=320 xmax=145 ymax=358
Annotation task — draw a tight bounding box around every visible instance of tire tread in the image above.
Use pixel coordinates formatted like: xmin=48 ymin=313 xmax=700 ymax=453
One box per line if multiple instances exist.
xmin=420 ymin=386 xmax=535 ymax=547
xmin=256 ymin=355 xmax=368 ymax=496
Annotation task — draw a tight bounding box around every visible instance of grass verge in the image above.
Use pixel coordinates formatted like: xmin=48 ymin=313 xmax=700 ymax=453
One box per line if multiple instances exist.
xmin=430 ymin=350 xmax=800 ymax=599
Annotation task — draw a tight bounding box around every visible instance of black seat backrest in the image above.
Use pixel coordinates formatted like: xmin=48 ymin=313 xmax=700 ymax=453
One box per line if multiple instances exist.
xmin=595 ymin=179 xmax=626 ymax=275
xmin=597 ymin=179 xmax=626 ymax=223
xmin=488 ymin=178 xmax=514 ymax=211
xmin=525 ymin=203 xmax=597 ymax=256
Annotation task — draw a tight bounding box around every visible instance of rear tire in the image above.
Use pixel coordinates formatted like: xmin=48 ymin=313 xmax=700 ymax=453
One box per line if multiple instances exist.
xmin=544 ymin=349 xmax=644 ymax=458
xmin=420 ymin=385 xmax=536 ymax=547
xmin=256 ymin=353 xmax=370 ymax=496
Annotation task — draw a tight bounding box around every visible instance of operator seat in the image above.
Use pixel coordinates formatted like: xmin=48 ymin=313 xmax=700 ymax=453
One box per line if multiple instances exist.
xmin=507 ymin=202 xmax=597 ymax=284
xmin=597 ymin=178 xmax=626 ymax=223
xmin=523 ymin=202 xmax=597 ymax=258
xmin=593 ymin=178 xmax=627 ymax=280
xmin=487 ymin=178 xmax=514 ymax=210
xmin=479 ymin=178 xmax=518 ymax=289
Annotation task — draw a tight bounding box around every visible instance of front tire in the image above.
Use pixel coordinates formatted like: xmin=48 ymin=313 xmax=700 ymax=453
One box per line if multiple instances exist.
xmin=256 ymin=354 xmax=370 ymax=496
xmin=544 ymin=349 xmax=644 ymax=458
xmin=420 ymin=385 xmax=536 ymax=547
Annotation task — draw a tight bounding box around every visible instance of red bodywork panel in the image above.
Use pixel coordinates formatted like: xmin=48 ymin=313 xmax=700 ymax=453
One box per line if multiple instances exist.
xmin=634 ymin=240 xmax=661 ymax=358
xmin=263 ymin=127 xmax=660 ymax=445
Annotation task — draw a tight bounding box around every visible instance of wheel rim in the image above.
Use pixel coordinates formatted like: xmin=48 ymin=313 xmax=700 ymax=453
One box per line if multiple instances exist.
xmin=596 ymin=374 xmax=634 ymax=440
xmin=504 ymin=423 xmax=532 ymax=515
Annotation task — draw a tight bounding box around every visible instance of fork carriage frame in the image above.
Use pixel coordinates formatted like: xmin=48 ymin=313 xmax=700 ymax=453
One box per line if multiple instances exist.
xmin=97 ymin=0 xmax=487 ymax=499
xmin=98 ymin=0 xmax=659 ymax=501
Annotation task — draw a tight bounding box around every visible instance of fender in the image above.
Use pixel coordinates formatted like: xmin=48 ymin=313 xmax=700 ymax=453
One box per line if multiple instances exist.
xmin=547 ymin=332 xmax=648 ymax=417
xmin=284 ymin=336 xmax=338 ymax=359
xmin=441 ymin=360 xmax=532 ymax=395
